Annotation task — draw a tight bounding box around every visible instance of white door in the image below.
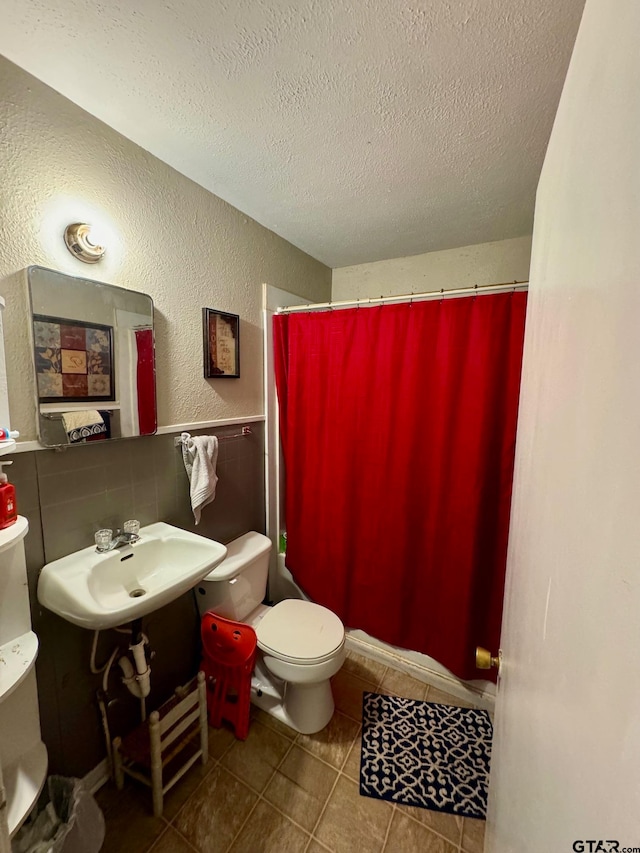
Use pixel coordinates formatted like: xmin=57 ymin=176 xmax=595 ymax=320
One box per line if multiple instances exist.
xmin=486 ymin=1 xmax=640 ymax=850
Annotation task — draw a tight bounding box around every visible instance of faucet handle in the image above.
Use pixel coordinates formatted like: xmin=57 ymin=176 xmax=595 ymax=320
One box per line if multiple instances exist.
xmin=123 ymin=519 xmax=140 ymax=537
xmin=95 ymin=529 xmax=113 ymax=551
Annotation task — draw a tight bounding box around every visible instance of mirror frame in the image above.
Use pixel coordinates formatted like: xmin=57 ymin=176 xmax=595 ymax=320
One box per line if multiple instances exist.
xmin=27 ymin=265 xmax=157 ymax=447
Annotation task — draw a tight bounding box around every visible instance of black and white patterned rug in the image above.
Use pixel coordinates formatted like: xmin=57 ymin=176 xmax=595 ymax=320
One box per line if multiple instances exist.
xmin=360 ymin=691 xmax=493 ymax=819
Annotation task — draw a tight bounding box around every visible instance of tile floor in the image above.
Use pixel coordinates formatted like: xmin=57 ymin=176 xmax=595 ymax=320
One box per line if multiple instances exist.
xmin=97 ymin=652 xmax=486 ymax=853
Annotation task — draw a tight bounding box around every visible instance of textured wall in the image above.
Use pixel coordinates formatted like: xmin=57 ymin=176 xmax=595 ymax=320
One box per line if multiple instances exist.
xmin=0 ymin=57 xmax=331 ymax=442
xmin=332 ymin=236 xmax=532 ymax=300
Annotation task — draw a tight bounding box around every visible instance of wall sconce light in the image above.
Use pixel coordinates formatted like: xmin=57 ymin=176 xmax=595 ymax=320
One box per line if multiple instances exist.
xmin=63 ymin=223 xmax=106 ymax=263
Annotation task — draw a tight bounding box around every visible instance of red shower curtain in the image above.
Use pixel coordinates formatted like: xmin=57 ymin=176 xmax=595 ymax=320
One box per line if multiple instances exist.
xmin=135 ymin=329 xmax=157 ymax=436
xmin=273 ymin=292 xmax=527 ymax=680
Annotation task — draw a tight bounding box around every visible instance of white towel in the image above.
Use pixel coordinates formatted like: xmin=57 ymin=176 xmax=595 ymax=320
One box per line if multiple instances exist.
xmin=61 ymin=410 xmax=106 ymax=443
xmin=181 ymin=432 xmax=219 ymax=524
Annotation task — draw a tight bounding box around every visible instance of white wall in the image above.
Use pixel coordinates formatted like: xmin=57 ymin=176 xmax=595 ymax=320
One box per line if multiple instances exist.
xmin=487 ymin=0 xmax=640 ymax=849
xmin=332 ymin=235 xmax=531 ymax=300
xmin=0 ymin=57 xmax=331 ymax=441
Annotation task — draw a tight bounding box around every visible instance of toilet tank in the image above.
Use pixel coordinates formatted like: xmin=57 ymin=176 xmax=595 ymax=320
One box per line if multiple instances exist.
xmin=195 ymin=531 xmax=272 ymax=621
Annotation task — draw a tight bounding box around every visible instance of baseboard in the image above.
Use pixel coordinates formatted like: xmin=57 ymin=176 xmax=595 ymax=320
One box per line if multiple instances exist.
xmin=345 ymin=631 xmax=496 ymax=712
xmin=83 ymin=758 xmax=110 ymax=795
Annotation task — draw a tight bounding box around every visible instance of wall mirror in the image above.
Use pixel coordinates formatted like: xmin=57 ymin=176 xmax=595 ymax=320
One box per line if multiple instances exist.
xmin=28 ymin=266 xmax=157 ymax=447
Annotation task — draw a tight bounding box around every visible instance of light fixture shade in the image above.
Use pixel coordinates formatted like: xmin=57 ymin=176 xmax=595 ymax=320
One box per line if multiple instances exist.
xmin=63 ymin=223 xmax=106 ymax=263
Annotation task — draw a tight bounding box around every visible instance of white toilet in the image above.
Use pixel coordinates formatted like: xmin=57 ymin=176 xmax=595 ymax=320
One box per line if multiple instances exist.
xmin=196 ymin=531 xmax=346 ymax=734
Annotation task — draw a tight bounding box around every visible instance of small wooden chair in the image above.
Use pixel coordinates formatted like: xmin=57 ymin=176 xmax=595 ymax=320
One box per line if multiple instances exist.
xmin=112 ymin=671 xmax=208 ymax=817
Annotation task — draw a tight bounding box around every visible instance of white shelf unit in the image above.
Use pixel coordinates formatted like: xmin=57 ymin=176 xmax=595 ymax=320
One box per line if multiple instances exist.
xmin=0 ymin=631 xmax=38 ymax=703
xmin=0 ymin=516 xmax=29 ymax=557
xmin=3 ymin=741 xmax=48 ymax=837
xmin=0 ymin=517 xmax=47 ymax=843
xmin=0 ymin=440 xmax=16 ymax=457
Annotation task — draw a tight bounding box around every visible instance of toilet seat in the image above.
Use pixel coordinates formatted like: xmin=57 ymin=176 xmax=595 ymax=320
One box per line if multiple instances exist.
xmin=256 ymin=599 xmax=344 ymax=665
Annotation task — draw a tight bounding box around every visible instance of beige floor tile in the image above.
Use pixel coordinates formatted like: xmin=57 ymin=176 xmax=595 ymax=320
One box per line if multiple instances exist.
xmin=251 ymin=705 xmax=298 ymax=740
xmin=264 ymin=745 xmax=338 ymax=831
xmin=208 ymin=722 xmax=238 ymax=758
xmin=331 ymin=669 xmax=378 ymax=721
xmin=228 ymin=800 xmax=310 ymax=853
xmin=314 ymin=776 xmax=393 ymax=853
xmin=394 ymin=803 xmax=462 ymax=846
xmin=162 ymin=755 xmax=216 ymax=821
xmin=426 ymin=686 xmax=476 ymax=708
xmin=221 ymin=719 xmax=292 ymax=792
xmin=296 ymin=711 xmax=360 ymax=770
xmin=378 ymin=669 xmax=428 ymax=701
xmin=384 ymin=811 xmax=458 ymax=853
xmin=102 ymin=688 xmax=489 ymax=853
xmin=95 ymin=781 xmax=124 ymax=817
xmin=342 ymin=650 xmax=387 ymax=686
xmin=461 ymin=817 xmax=486 ymax=853
xmin=341 ymin=734 xmax=362 ymax=782
xmin=173 ymin=764 xmax=258 ymax=853
xmin=98 ymin=784 xmax=166 ymax=853
xmin=307 ymin=841 xmax=332 ymax=853
xmin=149 ymin=826 xmax=196 ymax=852
xmin=98 ymin=750 xmax=214 ymax=824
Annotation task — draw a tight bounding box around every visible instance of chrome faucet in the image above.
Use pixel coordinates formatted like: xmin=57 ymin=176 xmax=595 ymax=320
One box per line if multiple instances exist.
xmin=95 ymin=521 xmax=141 ymax=553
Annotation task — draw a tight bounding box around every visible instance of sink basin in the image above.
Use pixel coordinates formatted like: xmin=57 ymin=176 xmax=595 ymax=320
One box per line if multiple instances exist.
xmin=37 ymin=522 xmax=227 ymax=630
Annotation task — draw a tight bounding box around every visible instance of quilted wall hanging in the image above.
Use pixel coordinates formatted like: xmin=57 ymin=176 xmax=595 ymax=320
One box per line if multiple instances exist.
xmin=33 ymin=314 xmax=115 ymax=403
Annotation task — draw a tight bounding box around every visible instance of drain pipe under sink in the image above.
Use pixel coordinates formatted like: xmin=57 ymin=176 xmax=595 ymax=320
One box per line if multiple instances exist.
xmin=118 ymin=618 xmax=151 ymax=719
xmin=90 ymin=621 xmax=153 ymax=777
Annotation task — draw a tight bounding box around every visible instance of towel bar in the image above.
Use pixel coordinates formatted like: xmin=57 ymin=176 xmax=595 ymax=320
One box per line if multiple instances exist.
xmin=174 ymin=426 xmax=252 ymax=447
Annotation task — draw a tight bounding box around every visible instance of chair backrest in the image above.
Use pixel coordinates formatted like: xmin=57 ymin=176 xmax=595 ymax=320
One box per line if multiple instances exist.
xmin=154 ymin=673 xmax=204 ymax=754
xmin=201 ymin=611 xmax=257 ymax=668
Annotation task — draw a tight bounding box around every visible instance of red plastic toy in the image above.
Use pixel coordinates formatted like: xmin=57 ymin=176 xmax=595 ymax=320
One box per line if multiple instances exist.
xmin=200 ymin=611 xmax=257 ymax=740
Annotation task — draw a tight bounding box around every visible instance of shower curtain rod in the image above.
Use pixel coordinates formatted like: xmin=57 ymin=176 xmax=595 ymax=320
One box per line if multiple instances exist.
xmin=276 ymin=279 xmax=529 ymax=314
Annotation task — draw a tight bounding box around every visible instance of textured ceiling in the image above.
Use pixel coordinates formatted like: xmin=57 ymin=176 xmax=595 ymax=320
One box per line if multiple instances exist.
xmin=0 ymin=0 xmax=585 ymax=267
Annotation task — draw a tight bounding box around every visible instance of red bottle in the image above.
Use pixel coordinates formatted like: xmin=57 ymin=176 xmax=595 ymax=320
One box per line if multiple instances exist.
xmin=0 ymin=461 xmax=17 ymax=529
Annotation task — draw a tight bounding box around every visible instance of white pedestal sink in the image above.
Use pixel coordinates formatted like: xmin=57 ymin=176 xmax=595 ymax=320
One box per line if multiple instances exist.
xmin=37 ymin=522 xmax=227 ymax=630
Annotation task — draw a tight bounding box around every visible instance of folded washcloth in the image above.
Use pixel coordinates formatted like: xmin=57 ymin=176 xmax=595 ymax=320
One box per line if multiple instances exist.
xmin=181 ymin=432 xmax=219 ymax=524
xmin=61 ymin=410 xmax=106 ymax=443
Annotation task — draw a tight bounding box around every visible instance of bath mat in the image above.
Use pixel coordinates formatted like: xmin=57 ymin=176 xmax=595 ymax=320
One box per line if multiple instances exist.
xmin=359 ymin=691 xmax=492 ymax=819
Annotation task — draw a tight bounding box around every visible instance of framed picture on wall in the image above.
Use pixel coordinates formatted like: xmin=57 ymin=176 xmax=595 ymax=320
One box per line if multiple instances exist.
xmin=33 ymin=314 xmax=115 ymax=403
xmin=202 ymin=308 xmax=240 ymax=378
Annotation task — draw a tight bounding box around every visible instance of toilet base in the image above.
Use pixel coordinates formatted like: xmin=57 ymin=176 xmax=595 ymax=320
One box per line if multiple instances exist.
xmin=250 ymin=661 xmax=335 ymax=734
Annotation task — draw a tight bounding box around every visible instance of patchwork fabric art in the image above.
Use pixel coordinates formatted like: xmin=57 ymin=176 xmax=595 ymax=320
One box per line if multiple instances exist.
xmin=360 ymin=691 xmax=492 ymax=819
xmin=33 ymin=315 xmax=114 ymax=402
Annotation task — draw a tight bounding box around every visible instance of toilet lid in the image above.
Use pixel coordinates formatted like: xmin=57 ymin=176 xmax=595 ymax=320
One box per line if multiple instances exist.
xmin=256 ymin=599 xmax=344 ymax=662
